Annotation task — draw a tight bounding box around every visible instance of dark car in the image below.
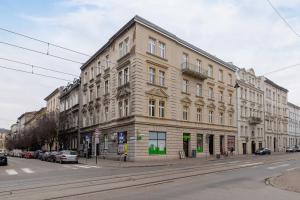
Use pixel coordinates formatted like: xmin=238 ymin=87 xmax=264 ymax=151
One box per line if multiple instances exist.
xmin=255 ymin=148 xmax=271 ymax=155
xmin=34 ymin=150 xmax=43 ymax=159
xmin=47 ymin=151 xmax=59 ymax=162
xmin=0 ymin=153 xmax=8 ymax=166
xmin=42 ymin=152 xmax=51 ymax=161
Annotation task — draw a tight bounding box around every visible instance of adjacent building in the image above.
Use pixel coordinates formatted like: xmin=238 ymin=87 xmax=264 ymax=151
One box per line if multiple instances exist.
xmin=58 ymin=79 xmax=80 ymax=151
xmin=263 ymin=78 xmax=288 ymax=152
xmin=287 ymin=102 xmax=300 ymax=147
xmin=17 ymin=111 xmax=37 ymax=134
xmin=0 ymin=129 xmax=9 ymax=153
xmin=236 ymin=68 xmax=264 ymax=154
xmin=79 ymin=15 xmax=238 ymax=161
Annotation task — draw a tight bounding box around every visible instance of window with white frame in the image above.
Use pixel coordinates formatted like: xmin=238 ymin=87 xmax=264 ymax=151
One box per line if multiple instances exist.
xmin=119 ymin=42 xmax=123 ymax=57
xmin=159 ymin=70 xmax=165 ymax=86
xmin=183 ymin=106 xmax=188 ymax=120
xmin=124 ymin=67 xmax=129 ymax=84
xmin=208 ymin=111 xmax=213 ymax=123
xmin=105 ymin=55 xmax=109 ymax=69
xmin=196 ymin=84 xmax=202 ymax=97
xmin=219 ymin=113 xmax=224 ymax=124
xmin=229 ymin=114 xmax=233 ymax=125
xmin=159 ymin=101 xmax=165 ymax=118
xmin=228 ymin=73 xmax=233 ymax=85
xmin=105 ymin=106 xmax=108 ymax=121
xmin=124 ymin=38 xmax=129 ymax=55
xmin=149 ymin=67 xmax=156 ymax=84
xmin=208 ymin=87 xmax=214 ymax=99
xmin=90 ymin=67 xmax=94 ymax=80
xmin=196 ymin=59 xmax=202 ymax=73
xmin=197 ymin=108 xmax=202 ymax=122
xmin=182 ymin=79 xmax=189 ymax=93
xmin=118 ymin=101 xmax=123 ymax=118
xmin=124 ymin=99 xmax=129 ymax=117
xmin=148 ymin=38 xmax=156 ymax=54
xmin=219 ymin=91 xmax=224 ymax=102
xmin=159 ymin=42 xmax=166 ymax=58
xmin=149 ymin=99 xmax=156 ymax=117
xmin=118 ymin=70 xmax=123 ymax=86
xmin=118 ymin=67 xmax=129 ymax=87
xmin=97 ymin=61 xmax=101 ymax=75
xmin=182 ymin=53 xmax=188 ymax=66
xmin=218 ymin=69 xmax=223 ymax=82
xmin=208 ymin=65 xmax=213 ymax=77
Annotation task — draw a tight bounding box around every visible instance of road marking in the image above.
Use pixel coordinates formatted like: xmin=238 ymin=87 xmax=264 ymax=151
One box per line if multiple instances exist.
xmin=21 ymin=168 xmax=34 ymax=174
xmin=239 ymin=162 xmax=263 ymax=167
xmin=213 ymin=162 xmax=227 ymax=166
xmin=86 ymin=165 xmax=100 ymax=168
xmin=267 ymin=164 xmax=290 ymax=170
xmin=73 ymin=165 xmax=90 ymax=168
xmin=227 ymin=161 xmax=241 ymax=164
xmin=63 ymin=165 xmax=71 ymax=168
xmin=286 ymin=167 xmax=300 ymax=171
xmin=6 ymin=169 xmax=18 ymax=175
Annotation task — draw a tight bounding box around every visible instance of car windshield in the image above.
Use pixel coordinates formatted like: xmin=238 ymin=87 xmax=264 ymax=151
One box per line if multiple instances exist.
xmin=63 ymin=151 xmax=77 ymax=155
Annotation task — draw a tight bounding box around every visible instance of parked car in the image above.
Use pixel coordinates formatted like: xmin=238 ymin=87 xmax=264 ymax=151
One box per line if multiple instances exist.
xmin=42 ymin=152 xmax=51 ymax=161
xmin=34 ymin=150 xmax=43 ymax=159
xmin=286 ymin=147 xmax=296 ymax=153
xmin=295 ymin=146 xmax=300 ymax=152
xmin=255 ymin=148 xmax=271 ymax=155
xmin=24 ymin=151 xmax=34 ymax=159
xmin=47 ymin=151 xmax=59 ymax=162
xmin=55 ymin=150 xmax=78 ymax=164
xmin=38 ymin=151 xmax=46 ymax=160
xmin=0 ymin=153 xmax=8 ymax=166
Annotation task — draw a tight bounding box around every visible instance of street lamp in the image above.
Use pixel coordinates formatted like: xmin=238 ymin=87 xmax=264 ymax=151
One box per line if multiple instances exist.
xmin=234 ymin=82 xmax=240 ymax=154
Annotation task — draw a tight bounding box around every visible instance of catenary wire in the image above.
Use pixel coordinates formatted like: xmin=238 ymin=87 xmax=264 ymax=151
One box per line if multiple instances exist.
xmin=0 ymin=41 xmax=84 ymax=64
xmin=0 ymin=65 xmax=72 ymax=82
xmin=0 ymin=57 xmax=79 ymax=77
xmin=266 ymin=0 xmax=300 ymax=37
xmin=0 ymin=27 xmax=91 ymax=56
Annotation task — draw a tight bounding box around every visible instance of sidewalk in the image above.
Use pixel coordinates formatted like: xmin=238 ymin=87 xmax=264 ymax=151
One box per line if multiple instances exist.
xmin=78 ymin=153 xmax=261 ymax=168
xmin=269 ymin=168 xmax=300 ymax=193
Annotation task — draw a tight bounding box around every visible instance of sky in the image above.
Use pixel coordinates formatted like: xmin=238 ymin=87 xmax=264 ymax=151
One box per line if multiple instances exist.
xmin=0 ymin=0 xmax=299 ymax=129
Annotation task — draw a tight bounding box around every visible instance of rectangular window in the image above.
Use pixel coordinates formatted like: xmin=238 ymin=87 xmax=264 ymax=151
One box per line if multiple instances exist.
xmin=96 ymin=61 xmax=101 ymax=75
xmin=196 ymin=59 xmax=202 ymax=73
xmin=148 ymin=38 xmax=156 ymax=54
xmin=90 ymin=67 xmax=94 ymax=80
xmin=124 ymin=99 xmax=129 ymax=116
xmin=149 ymin=67 xmax=156 ymax=84
xmin=182 ymin=79 xmax=189 ymax=93
xmin=197 ymin=108 xmax=202 ymax=122
xmin=104 ymin=135 xmax=108 ymax=150
xmin=228 ymin=74 xmax=233 ymax=85
xmin=124 ymin=38 xmax=129 ymax=55
xmin=219 ymin=113 xmax=224 ymax=124
xmin=219 ymin=69 xmax=223 ymax=82
xmin=148 ymin=131 xmax=166 ymax=155
xmin=229 ymin=93 xmax=232 ymax=104
xmin=196 ymin=84 xmax=202 ymax=97
xmin=159 ymin=70 xmax=165 ymax=86
xmin=119 ymin=42 xmax=123 ymax=57
xmin=209 ymin=111 xmax=213 ymax=123
xmin=196 ymin=134 xmax=203 ymax=153
xmin=118 ymin=71 xmax=123 ymax=86
xmin=182 ymin=53 xmax=188 ymax=65
xmin=208 ymin=65 xmax=213 ymax=77
xmin=104 ymin=80 xmax=109 ymax=94
xmin=159 ymin=42 xmax=166 ymax=58
xmin=105 ymin=106 xmax=108 ymax=121
xmin=208 ymin=87 xmax=214 ymax=99
xmin=124 ymin=67 xmax=129 ymax=84
xmin=183 ymin=106 xmax=188 ymax=120
xmin=219 ymin=91 xmax=224 ymax=102
xmin=118 ymin=101 xmax=123 ymax=118
xmin=105 ymin=55 xmax=109 ymax=69
xmin=159 ymin=101 xmax=165 ymax=118
xmin=149 ymin=100 xmax=156 ymax=117
xmin=229 ymin=114 xmax=233 ymax=125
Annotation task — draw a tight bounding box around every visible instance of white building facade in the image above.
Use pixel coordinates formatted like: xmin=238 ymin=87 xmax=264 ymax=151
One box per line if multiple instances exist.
xmin=287 ymin=102 xmax=300 ymax=147
xmin=236 ymin=68 xmax=264 ymax=154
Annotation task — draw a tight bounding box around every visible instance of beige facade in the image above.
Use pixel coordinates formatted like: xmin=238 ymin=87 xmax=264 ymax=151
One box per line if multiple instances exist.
xmin=287 ymin=102 xmax=300 ymax=147
xmin=0 ymin=130 xmax=9 ymax=153
xmin=44 ymin=87 xmax=63 ymax=113
xmin=263 ymin=77 xmax=288 ymax=152
xmin=58 ymin=79 xmax=80 ymax=150
xmin=236 ymin=68 xmax=264 ymax=154
xmin=79 ymin=16 xmax=237 ymax=161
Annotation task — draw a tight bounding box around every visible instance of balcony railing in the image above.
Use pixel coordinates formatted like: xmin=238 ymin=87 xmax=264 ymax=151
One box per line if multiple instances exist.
xmin=248 ymin=116 xmax=262 ymax=125
xmin=181 ymin=62 xmax=208 ymax=80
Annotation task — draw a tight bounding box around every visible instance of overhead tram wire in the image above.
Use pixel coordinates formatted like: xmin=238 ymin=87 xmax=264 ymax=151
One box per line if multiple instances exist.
xmin=263 ymin=63 xmax=300 ymax=76
xmin=0 ymin=65 xmax=72 ymax=82
xmin=0 ymin=27 xmax=91 ymax=56
xmin=0 ymin=57 xmax=79 ymax=77
xmin=266 ymin=0 xmax=300 ymax=38
xmin=0 ymin=41 xmax=84 ymax=64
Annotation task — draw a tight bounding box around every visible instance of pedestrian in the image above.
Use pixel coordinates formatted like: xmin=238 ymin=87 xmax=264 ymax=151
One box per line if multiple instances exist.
xmin=124 ymin=143 xmax=128 ymax=162
xmin=230 ymin=147 xmax=234 ymax=156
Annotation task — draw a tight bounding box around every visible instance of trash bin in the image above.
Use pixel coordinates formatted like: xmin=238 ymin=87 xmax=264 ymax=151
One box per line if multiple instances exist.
xmin=192 ymin=150 xmax=197 ymax=158
xmin=216 ymin=154 xmax=221 ymax=159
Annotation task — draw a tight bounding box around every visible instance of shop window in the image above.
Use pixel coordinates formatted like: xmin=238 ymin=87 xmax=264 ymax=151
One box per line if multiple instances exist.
xmin=197 ymin=134 xmax=204 ymax=153
xmin=227 ymin=136 xmax=235 ymax=151
xmin=148 ymin=131 xmax=166 ymax=155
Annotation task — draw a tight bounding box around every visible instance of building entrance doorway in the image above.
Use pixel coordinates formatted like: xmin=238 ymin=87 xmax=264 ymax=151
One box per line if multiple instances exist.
xmin=274 ymin=137 xmax=277 ymax=152
xmin=251 ymin=141 xmax=256 ymax=154
xmin=259 ymin=142 xmax=262 ymax=149
xmin=209 ymin=135 xmax=214 ymax=155
xmin=242 ymin=143 xmax=247 ymax=154
xmin=183 ymin=133 xmax=190 ymax=157
xmin=220 ymin=135 xmax=225 ymax=155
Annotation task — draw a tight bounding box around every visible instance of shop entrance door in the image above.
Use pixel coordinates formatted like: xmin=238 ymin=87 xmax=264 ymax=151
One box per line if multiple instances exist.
xmin=251 ymin=141 xmax=256 ymax=154
xmin=243 ymin=143 xmax=247 ymax=154
xmin=220 ymin=135 xmax=224 ymax=155
xmin=209 ymin=135 xmax=214 ymax=155
xmin=183 ymin=133 xmax=190 ymax=157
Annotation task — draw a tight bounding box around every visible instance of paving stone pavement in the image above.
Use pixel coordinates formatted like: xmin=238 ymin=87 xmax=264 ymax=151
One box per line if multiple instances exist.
xmin=270 ymin=168 xmax=300 ymax=193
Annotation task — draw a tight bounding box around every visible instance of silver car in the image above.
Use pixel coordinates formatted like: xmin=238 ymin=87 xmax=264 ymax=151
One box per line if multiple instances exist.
xmin=55 ymin=150 xmax=78 ymax=164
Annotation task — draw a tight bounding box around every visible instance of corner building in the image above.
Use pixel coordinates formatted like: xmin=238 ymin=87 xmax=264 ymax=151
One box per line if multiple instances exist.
xmin=79 ymin=16 xmax=238 ymax=161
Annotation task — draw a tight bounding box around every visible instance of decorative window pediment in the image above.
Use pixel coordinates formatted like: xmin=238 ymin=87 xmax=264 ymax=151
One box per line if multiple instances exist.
xmin=117 ymin=86 xmax=130 ymax=99
xmin=146 ymin=88 xmax=168 ymax=98
xmin=218 ymin=104 xmax=226 ymax=112
xmin=195 ymin=99 xmax=205 ymax=107
xmin=227 ymin=106 xmax=235 ymax=113
xmin=180 ymin=96 xmax=192 ymax=105
xmin=207 ymin=102 xmax=216 ymax=110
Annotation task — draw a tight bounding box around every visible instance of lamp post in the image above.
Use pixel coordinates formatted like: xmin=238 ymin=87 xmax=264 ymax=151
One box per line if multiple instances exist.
xmin=234 ymin=82 xmax=240 ymax=155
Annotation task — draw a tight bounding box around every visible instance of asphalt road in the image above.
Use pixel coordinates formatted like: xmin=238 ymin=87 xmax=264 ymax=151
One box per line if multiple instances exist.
xmin=0 ymin=154 xmax=300 ymax=200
